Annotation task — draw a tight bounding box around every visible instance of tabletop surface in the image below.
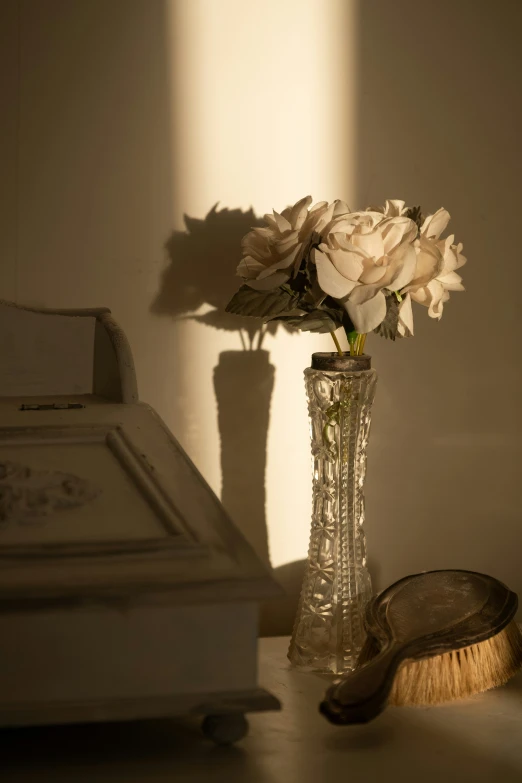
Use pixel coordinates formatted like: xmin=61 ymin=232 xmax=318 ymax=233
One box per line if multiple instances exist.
xmin=2 ymin=635 xmax=521 ymax=783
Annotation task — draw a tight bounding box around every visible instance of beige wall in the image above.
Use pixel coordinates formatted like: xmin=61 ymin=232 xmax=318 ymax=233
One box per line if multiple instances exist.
xmin=352 ymin=0 xmax=522 ymax=615
xmin=1 ymin=0 xmax=180 ymax=416
xmin=1 ymin=0 xmax=521 ymax=631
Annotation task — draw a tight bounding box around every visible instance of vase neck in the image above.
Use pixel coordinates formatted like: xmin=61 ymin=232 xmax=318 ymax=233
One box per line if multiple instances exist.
xmin=311 ymin=352 xmax=371 ymax=372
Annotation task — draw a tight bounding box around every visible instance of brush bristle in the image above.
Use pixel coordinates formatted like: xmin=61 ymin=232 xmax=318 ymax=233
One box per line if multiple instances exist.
xmin=387 ymin=621 xmax=522 ymax=706
xmin=358 ymin=621 xmax=522 ymax=707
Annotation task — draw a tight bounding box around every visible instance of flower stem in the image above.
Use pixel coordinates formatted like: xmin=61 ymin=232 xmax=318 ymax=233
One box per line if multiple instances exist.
xmin=359 ymin=333 xmax=367 ymax=355
xmin=348 ymin=333 xmax=357 ymax=356
xmin=330 ymin=330 xmax=343 ymax=357
xmin=256 ymin=324 xmax=267 ymax=351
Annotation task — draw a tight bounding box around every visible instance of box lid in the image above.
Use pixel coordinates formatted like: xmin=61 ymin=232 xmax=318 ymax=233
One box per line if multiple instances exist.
xmin=0 ymin=401 xmax=280 ymax=608
xmin=0 ymin=302 xmax=280 ymax=609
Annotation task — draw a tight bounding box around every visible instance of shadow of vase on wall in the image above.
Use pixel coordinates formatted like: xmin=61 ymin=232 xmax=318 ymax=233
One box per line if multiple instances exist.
xmin=214 ymin=350 xmax=275 ymax=565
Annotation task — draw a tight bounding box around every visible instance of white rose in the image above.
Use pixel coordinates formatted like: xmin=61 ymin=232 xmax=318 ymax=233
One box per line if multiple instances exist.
xmin=237 ymin=196 xmax=349 ymax=291
xmin=402 ymin=208 xmax=466 ymax=321
xmin=370 ymin=199 xmax=408 ymax=217
xmin=313 ymin=212 xmax=418 ymax=333
xmin=397 ymin=294 xmax=414 ymax=337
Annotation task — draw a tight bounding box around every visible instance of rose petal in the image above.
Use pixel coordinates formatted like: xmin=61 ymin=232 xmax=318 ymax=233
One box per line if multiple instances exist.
xmin=421 ymin=208 xmax=450 ymax=240
xmin=361 ymin=211 xmax=387 ymax=227
xmin=410 ymin=285 xmax=429 ymax=306
xmin=237 ymin=255 xmax=267 ymax=279
xmin=324 ymin=217 xmax=356 ymax=236
xmin=314 ymin=249 xmax=359 ymax=299
xmin=304 ymin=202 xmax=329 ymax=229
xmin=387 ymin=243 xmax=417 ymax=291
xmin=332 ymin=199 xmax=350 ymax=217
xmin=397 ymin=294 xmax=414 ymax=337
xmin=385 ymin=199 xmax=406 ymax=216
xmin=310 ymin=201 xmax=329 ymax=213
xmin=242 ymin=229 xmax=271 ymax=256
xmin=250 ymin=226 xmax=273 ymax=238
xmin=263 ymin=214 xmax=279 ymax=230
xmin=277 ymin=231 xmax=299 ymax=254
xmin=241 ymin=240 xmax=270 ymax=261
xmin=329 ymin=211 xmax=382 ymax=237
xmin=348 ymin=282 xmax=384 ymax=305
xmin=453 ymin=243 xmax=467 ymax=269
xmin=426 ymin=280 xmax=446 ymax=318
xmin=329 ymin=248 xmax=364 ymax=281
xmin=438 ymin=271 xmax=465 ymax=291
xmin=271 ymin=210 xmax=292 ymax=233
xmin=436 ymin=237 xmax=458 ymax=274
xmin=331 ymin=234 xmax=360 ymax=253
xmin=359 ymin=258 xmax=389 ymax=285
xmin=429 ymin=287 xmax=450 ymax=319
xmin=287 ymin=195 xmax=313 ymax=229
xmin=381 ymin=217 xmax=417 ymax=254
xmin=257 ymin=242 xmax=303 ymax=274
xmin=300 ymin=203 xmax=331 ymax=239
xmin=404 ymin=239 xmax=444 ymax=289
xmin=314 ymin=202 xmax=337 ymax=233
xmin=346 ymin=289 xmax=387 ymax=333
xmin=352 ymin=228 xmax=385 ymax=259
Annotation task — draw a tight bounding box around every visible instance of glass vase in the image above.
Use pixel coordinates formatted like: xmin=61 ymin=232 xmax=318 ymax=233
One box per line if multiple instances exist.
xmin=288 ymin=352 xmax=377 ymax=674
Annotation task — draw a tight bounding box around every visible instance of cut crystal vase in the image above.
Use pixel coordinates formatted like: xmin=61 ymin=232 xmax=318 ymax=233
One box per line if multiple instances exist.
xmin=288 ymin=352 xmax=377 ymax=674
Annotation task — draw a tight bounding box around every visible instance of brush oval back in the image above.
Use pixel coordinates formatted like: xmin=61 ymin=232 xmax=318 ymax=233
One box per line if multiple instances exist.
xmin=371 ymin=570 xmax=516 ymax=651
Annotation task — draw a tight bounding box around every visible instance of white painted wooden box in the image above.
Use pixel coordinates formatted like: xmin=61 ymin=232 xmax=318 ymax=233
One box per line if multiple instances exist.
xmin=0 ymin=302 xmax=280 ymax=743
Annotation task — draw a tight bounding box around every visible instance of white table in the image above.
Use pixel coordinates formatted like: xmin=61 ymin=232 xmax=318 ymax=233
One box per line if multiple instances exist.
xmin=2 ymin=636 xmax=521 ymax=782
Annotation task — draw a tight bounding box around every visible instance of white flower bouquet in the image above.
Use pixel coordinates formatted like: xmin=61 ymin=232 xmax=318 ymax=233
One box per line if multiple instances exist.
xmin=225 ymin=197 xmax=466 ymax=355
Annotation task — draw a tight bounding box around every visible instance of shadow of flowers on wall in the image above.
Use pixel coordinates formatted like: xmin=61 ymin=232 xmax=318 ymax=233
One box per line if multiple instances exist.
xmin=153 ymin=204 xmax=289 ymax=349
xmin=153 ymin=204 xmax=288 ymax=566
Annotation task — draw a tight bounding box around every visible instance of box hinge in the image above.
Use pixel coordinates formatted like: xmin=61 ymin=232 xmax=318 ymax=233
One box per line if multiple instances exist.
xmin=19 ymin=403 xmax=86 ymax=411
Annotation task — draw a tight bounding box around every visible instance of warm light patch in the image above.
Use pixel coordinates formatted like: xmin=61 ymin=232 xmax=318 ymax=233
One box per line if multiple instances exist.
xmin=166 ymin=0 xmax=357 ymax=569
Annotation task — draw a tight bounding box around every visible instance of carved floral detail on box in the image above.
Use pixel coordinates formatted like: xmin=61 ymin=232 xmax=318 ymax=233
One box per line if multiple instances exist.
xmin=0 ymin=461 xmax=101 ymax=527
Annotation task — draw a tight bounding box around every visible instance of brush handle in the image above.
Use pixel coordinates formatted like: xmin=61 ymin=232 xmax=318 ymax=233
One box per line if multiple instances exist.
xmin=320 ymin=647 xmax=401 ymax=724
xmin=320 ymin=571 xmax=520 ymax=726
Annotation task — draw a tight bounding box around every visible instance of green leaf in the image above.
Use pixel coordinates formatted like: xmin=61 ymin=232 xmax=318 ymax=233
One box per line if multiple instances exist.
xmin=303 ymin=232 xmax=322 ymax=279
xmin=346 ymin=328 xmax=358 ymax=354
xmin=373 ymin=292 xmax=400 ymax=340
xmin=300 ymin=310 xmax=343 ymax=333
xmin=266 ymin=315 xmax=305 ymax=327
xmin=298 ymin=280 xmax=328 ymax=312
xmin=269 ymin=308 xmax=343 ymax=334
xmin=341 ymin=310 xmax=356 ymax=339
xmin=287 ymin=271 xmax=309 ymax=295
xmin=404 ymin=205 xmax=424 ymax=231
xmin=225 ymin=285 xmax=299 ymax=319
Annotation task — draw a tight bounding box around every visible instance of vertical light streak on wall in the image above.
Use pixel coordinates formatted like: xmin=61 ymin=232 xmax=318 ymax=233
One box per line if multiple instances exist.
xmin=0 ymin=0 xmax=19 ymax=302
xmin=168 ymin=0 xmax=356 ymax=568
